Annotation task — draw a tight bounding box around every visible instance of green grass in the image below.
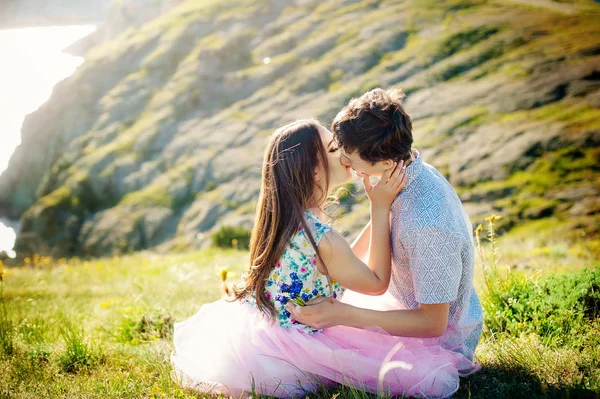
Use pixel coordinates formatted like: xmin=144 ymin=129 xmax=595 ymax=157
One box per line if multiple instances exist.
xmin=121 ymin=185 xmax=174 ymax=208
xmin=2 ymin=0 xmax=600 ymax=395
xmin=0 ymin=249 xmax=248 ymax=398
xmin=1 ymin=221 xmax=599 ymax=398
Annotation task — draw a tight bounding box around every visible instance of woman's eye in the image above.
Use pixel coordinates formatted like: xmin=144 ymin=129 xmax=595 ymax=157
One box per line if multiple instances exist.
xmin=329 ymin=147 xmax=338 ymax=153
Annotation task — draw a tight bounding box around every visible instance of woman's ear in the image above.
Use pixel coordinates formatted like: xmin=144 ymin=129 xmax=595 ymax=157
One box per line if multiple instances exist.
xmin=314 ymin=171 xmax=322 ymax=182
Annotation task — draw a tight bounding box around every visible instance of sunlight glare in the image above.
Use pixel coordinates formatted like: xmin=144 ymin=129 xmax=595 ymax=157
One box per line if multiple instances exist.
xmin=0 ymin=24 xmax=96 ymax=175
xmin=0 ymin=24 xmax=96 ymax=254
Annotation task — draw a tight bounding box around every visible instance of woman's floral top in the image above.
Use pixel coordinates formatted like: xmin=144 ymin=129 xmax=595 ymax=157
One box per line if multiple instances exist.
xmin=251 ymin=209 xmax=345 ymax=334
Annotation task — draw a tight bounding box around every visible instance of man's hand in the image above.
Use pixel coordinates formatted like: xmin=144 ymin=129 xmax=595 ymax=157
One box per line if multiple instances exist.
xmin=285 ymin=296 xmax=346 ymax=329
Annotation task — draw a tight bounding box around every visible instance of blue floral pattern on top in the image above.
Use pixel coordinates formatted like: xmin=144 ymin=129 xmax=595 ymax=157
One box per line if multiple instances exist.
xmin=252 ymin=209 xmax=345 ymax=334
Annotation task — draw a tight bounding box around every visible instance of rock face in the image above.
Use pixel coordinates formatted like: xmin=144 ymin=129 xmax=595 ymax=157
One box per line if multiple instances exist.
xmin=64 ymin=0 xmax=183 ymax=56
xmin=0 ymin=0 xmax=598 ymax=257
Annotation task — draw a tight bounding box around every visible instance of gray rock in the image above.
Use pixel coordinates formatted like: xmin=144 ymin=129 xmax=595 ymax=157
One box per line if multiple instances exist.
xmin=449 ymin=121 xmax=563 ymax=186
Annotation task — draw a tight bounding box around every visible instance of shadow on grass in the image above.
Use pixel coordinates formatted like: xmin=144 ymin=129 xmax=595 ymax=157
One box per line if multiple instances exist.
xmin=177 ymin=363 xmax=600 ymax=399
xmin=456 ymin=363 xmax=600 ymax=399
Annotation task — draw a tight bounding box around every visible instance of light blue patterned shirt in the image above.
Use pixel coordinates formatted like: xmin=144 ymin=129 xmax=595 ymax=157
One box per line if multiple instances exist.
xmin=389 ymin=150 xmax=483 ymax=359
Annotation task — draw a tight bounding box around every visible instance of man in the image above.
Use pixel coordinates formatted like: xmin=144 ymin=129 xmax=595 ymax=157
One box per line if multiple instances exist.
xmin=287 ymin=88 xmax=483 ymax=360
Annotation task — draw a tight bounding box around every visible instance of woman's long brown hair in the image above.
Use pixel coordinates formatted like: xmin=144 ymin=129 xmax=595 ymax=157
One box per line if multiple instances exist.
xmin=231 ymin=119 xmax=332 ymax=318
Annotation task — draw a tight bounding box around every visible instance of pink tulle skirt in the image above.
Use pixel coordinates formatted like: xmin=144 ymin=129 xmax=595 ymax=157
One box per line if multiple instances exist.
xmin=171 ymin=291 xmax=479 ymax=398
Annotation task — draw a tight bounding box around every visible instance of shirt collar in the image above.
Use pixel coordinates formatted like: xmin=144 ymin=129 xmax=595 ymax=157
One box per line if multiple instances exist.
xmin=404 ymin=149 xmax=424 ymax=190
xmin=392 ymin=149 xmax=423 ymax=207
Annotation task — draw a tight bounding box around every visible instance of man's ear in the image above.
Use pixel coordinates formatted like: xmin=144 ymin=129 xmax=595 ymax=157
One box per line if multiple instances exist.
xmin=378 ymin=159 xmax=394 ymax=170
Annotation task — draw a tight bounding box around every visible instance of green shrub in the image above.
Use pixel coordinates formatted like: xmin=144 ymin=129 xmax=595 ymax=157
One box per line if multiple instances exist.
xmin=333 ymin=181 xmax=358 ymax=204
xmin=204 ymin=180 xmax=217 ymax=192
xmin=432 ymin=26 xmax=500 ymax=63
xmin=115 ymin=311 xmax=175 ymax=345
xmin=476 ymin=216 xmax=600 ymax=347
xmin=330 ymin=182 xmax=360 ymax=217
xmin=211 ymin=225 xmax=251 ymax=249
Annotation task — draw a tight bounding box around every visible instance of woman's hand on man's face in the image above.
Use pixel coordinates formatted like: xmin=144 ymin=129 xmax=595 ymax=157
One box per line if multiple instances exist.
xmin=285 ymin=296 xmax=344 ymax=329
xmin=363 ymin=160 xmax=407 ymax=210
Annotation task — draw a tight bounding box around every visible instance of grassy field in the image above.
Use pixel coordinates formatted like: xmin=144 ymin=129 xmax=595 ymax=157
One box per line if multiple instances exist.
xmin=1 ymin=219 xmax=599 ymax=398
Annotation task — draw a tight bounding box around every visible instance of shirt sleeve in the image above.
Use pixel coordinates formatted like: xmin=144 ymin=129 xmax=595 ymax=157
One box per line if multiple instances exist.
xmin=406 ymin=227 xmax=464 ymax=304
xmin=313 ymin=221 xmax=332 ymax=245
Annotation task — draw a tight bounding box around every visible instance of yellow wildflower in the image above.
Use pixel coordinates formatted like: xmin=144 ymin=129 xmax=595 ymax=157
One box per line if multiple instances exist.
xmin=219 ymin=268 xmax=229 ymax=282
xmin=485 ymin=214 xmax=502 ymax=223
xmin=99 ymin=300 xmax=111 ymax=308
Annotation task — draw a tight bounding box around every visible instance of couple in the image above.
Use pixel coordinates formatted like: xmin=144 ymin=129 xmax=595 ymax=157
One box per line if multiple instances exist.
xmin=171 ymin=88 xmax=483 ymax=398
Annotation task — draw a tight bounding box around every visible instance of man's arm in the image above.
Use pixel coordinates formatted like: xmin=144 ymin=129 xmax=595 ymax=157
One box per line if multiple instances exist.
xmin=286 ymin=299 xmax=449 ymax=337
xmin=288 ymin=227 xmax=463 ymax=337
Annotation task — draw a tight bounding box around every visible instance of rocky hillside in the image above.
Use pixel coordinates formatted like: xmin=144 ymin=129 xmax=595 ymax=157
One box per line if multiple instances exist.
xmin=64 ymin=0 xmax=184 ymax=56
xmin=0 ymin=0 xmax=598 ymax=258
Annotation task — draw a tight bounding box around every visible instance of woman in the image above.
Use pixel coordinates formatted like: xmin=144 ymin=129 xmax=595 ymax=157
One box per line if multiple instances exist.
xmin=171 ymin=119 xmax=475 ymax=398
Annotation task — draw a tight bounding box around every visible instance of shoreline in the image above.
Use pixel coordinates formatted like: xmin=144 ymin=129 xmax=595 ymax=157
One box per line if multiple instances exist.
xmin=0 ymin=24 xmax=94 ymax=255
xmin=0 ymin=217 xmax=20 ymax=231
xmin=0 ymin=217 xmax=19 ymax=257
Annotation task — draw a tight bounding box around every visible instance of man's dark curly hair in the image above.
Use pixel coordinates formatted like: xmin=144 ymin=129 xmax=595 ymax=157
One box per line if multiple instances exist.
xmin=331 ymin=87 xmax=413 ymax=164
